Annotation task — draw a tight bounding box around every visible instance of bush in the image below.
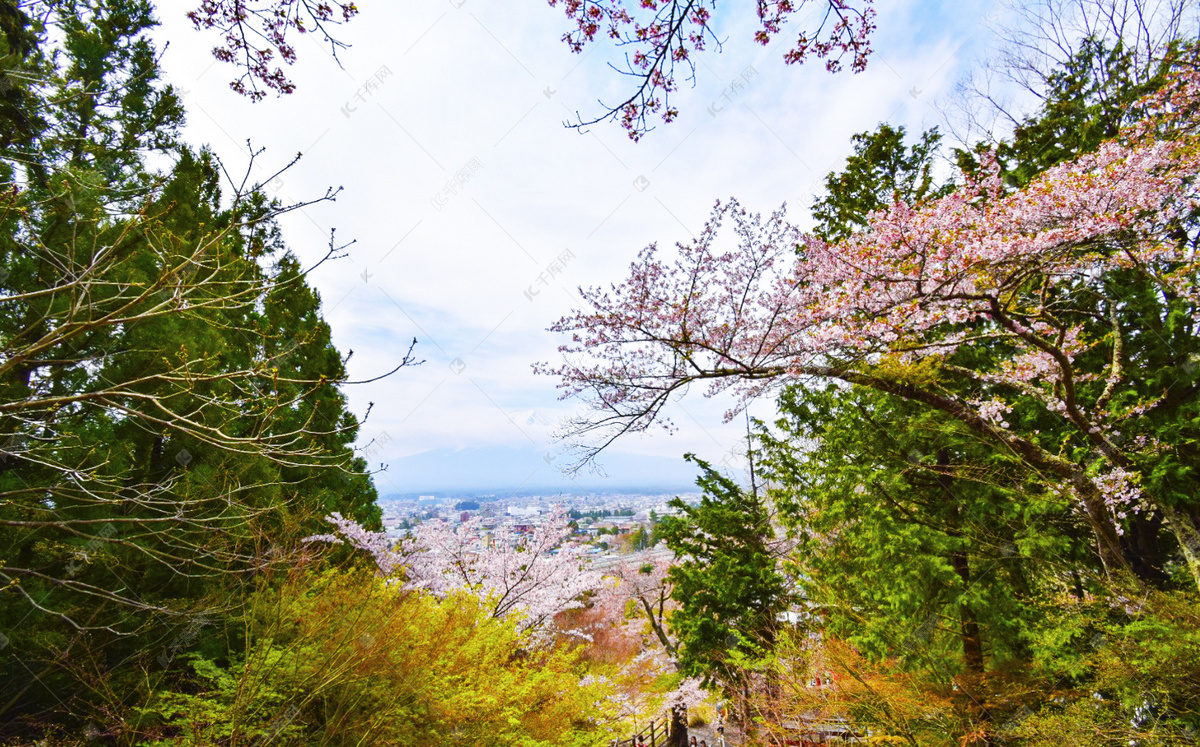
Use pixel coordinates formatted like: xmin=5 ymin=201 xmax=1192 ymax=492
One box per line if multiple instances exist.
xmin=132 ymin=567 xmax=620 ymax=746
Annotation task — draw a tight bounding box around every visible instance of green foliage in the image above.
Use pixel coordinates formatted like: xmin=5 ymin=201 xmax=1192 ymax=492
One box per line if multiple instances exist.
xmin=133 ymin=568 xmax=618 ymax=747
xmin=626 ymin=525 xmax=651 ymax=551
xmin=1012 ymin=590 xmax=1200 ymax=744
xmin=811 ymin=123 xmax=951 ymax=242
xmin=0 ymin=1 xmax=381 ymax=734
xmin=658 ymin=456 xmax=790 ymax=687
xmin=762 ymin=383 xmax=1068 ymax=674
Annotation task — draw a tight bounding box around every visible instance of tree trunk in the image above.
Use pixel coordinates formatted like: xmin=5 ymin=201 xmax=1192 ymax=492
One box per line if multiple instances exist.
xmin=1157 ymin=501 xmax=1200 ymax=591
xmin=951 ymin=548 xmax=985 ymax=674
xmin=938 ymin=450 xmax=984 ymax=674
xmin=667 ymin=705 xmax=688 ymax=747
xmin=1120 ymin=512 xmax=1169 ymax=585
xmin=1073 ymin=484 xmax=1134 ymax=581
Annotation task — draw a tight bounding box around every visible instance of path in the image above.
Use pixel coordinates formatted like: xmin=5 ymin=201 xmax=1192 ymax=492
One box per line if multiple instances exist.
xmin=686 ymin=721 xmax=743 ymax=747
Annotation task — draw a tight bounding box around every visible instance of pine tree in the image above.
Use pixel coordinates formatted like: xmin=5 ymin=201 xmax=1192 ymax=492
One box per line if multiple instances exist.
xmin=0 ymin=1 xmax=397 ymax=731
xmin=657 ymin=457 xmax=790 ymax=691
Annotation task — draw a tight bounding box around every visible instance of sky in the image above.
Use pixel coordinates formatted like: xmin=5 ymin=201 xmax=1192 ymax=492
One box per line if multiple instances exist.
xmin=151 ymin=0 xmax=1019 ymax=496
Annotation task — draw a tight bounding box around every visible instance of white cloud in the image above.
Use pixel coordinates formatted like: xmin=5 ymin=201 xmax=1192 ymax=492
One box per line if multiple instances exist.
xmin=154 ymin=0 xmax=1002 ymax=491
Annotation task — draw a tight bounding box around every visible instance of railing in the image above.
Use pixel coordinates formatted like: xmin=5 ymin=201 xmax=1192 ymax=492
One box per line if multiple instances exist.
xmin=776 ymin=717 xmax=863 ymax=745
xmin=611 ymin=713 xmax=868 ymax=747
xmin=609 ymin=712 xmax=673 ymax=747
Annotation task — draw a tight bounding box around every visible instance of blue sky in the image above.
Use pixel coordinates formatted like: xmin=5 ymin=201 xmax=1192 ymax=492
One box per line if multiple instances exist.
xmin=152 ymin=0 xmax=1014 ymax=495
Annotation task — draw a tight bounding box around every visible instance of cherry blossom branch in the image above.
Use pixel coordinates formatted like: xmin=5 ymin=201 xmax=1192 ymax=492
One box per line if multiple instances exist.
xmin=549 ymin=0 xmax=874 ymax=140
xmin=187 ymin=0 xmax=359 ymax=101
xmin=541 ymin=69 xmax=1200 ymax=581
xmin=309 ymin=506 xmax=602 ymax=635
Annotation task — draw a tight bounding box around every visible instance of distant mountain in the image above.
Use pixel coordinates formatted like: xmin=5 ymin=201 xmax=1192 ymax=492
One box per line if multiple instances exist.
xmin=372 ymin=445 xmax=702 ymax=495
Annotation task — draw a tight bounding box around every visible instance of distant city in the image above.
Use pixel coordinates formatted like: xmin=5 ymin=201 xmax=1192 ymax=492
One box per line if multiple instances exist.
xmin=376 ymin=489 xmax=704 ymax=543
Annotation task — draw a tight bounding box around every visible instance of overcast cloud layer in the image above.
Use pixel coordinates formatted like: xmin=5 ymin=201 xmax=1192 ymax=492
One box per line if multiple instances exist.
xmin=153 ymin=0 xmax=1012 ymax=496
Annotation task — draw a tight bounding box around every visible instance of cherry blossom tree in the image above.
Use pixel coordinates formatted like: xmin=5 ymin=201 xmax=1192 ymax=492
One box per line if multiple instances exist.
xmin=309 ymin=506 xmax=601 ymax=633
xmin=609 ymin=555 xmax=679 ymax=656
xmin=587 ymin=554 xmax=707 ymax=745
xmin=540 ymin=69 xmax=1200 ymax=588
xmin=406 ymin=507 xmax=602 ymax=632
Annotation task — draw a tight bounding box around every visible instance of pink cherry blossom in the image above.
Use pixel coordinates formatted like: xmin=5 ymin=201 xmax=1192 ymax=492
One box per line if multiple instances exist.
xmin=547 ymin=0 xmax=874 ymax=139
xmin=540 ymin=69 xmax=1200 ymax=585
xmin=307 ymin=506 xmax=601 ymax=633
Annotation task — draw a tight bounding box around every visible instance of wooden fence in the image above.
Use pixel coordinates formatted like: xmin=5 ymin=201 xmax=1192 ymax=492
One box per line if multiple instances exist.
xmin=609 ymin=715 xmax=868 ymax=747
xmin=609 ymin=712 xmax=673 ymax=747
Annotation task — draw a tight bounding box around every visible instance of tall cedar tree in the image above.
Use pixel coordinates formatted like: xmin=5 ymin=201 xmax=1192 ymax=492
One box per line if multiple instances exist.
xmin=0 ymin=0 xmax=380 ymax=732
xmin=657 ymin=456 xmax=790 ymax=692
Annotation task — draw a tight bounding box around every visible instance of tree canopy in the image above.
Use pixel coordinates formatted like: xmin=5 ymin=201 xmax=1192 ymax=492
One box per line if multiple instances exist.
xmin=5 ymin=0 xmax=1200 ymax=744
xmin=545 ymin=20 xmax=1200 ymax=743
xmin=0 ymin=0 xmax=406 ymax=732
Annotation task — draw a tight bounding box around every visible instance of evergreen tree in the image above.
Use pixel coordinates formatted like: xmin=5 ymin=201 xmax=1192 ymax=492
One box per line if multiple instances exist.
xmin=761 ymin=384 xmax=1073 ymax=675
xmin=0 ymin=1 xmax=395 ymax=732
xmin=657 ymin=456 xmax=790 ymax=690
xmin=811 ymin=123 xmax=950 ymax=243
